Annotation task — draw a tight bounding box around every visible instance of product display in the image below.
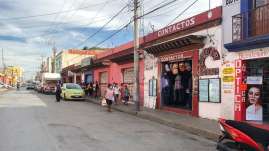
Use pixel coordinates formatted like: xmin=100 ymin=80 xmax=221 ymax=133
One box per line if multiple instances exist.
xmin=161 ymin=60 xmax=192 ymax=109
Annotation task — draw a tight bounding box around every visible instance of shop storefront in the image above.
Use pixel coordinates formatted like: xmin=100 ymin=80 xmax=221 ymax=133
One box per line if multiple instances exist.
xmin=93 ymin=42 xmax=144 ymax=103
xmin=142 ymin=6 xmax=222 ymax=117
xmin=222 ymin=0 xmax=269 ymax=126
xmin=225 ymin=49 xmax=269 ymax=123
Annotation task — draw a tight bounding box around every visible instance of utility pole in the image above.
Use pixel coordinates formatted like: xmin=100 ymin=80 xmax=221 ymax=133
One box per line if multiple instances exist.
xmin=133 ymin=0 xmax=140 ymax=111
xmin=52 ymin=44 xmax=56 ymax=73
xmin=2 ymin=48 xmax=5 ymax=70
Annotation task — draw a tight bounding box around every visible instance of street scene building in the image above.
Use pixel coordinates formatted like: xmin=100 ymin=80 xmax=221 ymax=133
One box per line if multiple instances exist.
xmin=1 ymin=0 xmax=269 ymax=151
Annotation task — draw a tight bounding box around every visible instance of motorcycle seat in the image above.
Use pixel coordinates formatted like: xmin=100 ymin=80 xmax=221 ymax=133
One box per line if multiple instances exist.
xmin=226 ymin=120 xmax=269 ymax=147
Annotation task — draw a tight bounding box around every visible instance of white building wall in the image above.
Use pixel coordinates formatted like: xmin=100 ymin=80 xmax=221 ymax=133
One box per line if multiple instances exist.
xmin=196 ymin=26 xmax=223 ymax=120
xmin=222 ymin=0 xmax=241 ymax=44
xmin=143 ymin=52 xmax=158 ymax=109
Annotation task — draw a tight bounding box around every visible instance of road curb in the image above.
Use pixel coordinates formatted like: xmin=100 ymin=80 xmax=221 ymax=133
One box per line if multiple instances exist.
xmin=85 ymin=98 xmax=219 ymax=141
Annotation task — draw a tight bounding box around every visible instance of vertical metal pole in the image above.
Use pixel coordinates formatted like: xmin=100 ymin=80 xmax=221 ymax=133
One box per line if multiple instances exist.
xmin=133 ymin=0 xmax=140 ymax=111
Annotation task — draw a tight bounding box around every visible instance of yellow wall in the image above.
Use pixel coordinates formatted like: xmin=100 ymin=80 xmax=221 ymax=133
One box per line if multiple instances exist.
xmin=61 ymin=51 xmax=95 ymax=68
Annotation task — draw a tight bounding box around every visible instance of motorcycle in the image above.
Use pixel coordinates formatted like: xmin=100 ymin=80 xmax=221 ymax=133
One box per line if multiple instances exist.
xmin=217 ymin=118 xmax=269 ymax=151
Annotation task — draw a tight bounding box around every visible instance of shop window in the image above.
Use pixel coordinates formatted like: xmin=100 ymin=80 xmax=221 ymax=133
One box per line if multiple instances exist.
xmin=123 ymin=68 xmax=134 ymax=83
xmin=161 ymin=60 xmax=192 ymax=109
xmin=123 ymin=68 xmax=134 ymax=101
xmin=100 ymin=72 xmax=108 ymax=84
xmin=246 ymin=59 xmax=269 ymax=122
xmin=199 ymin=78 xmax=221 ymax=103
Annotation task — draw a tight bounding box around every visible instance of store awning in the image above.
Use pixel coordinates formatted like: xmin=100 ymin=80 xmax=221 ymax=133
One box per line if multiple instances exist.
xmin=144 ymin=35 xmax=205 ymax=54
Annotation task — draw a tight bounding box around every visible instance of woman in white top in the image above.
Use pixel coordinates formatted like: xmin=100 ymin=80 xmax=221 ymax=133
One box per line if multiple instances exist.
xmin=113 ymin=83 xmax=120 ymax=105
xmin=105 ymin=84 xmax=114 ymax=112
xmin=246 ymin=86 xmax=263 ymax=121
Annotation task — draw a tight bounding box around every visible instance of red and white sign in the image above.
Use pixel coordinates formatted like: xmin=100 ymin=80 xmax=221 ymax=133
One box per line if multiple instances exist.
xmin=234 ymin=60 xmax=246 ymax=121
xmin=238 ymin=48 xmax=269 ymax=60
xmin=159 ymin=51 xmax=193 ymax=62
xmin=144 ymin=7 xmax=222 ymax=43
xmin=68 ymin=49 xmax=97 ymax=55
xmin=157 ymin=18 xmax=195 ymax=37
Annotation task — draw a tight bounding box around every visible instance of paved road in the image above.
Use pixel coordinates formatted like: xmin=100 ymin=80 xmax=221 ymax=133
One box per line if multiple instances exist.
xmin=0 ymin=89 xmax=216 ymax=151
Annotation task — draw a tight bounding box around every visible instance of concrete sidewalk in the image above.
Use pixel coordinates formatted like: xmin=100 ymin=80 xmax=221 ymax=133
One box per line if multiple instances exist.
xmin=0 ymin=88 xmax=9 ymax=93
xmin=85 ymin=97 xmax=221 ymax=141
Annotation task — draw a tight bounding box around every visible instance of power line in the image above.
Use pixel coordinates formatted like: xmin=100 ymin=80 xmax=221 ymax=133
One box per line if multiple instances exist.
xmin=138 ymin=0 xmax=180 ymax=19
xmin=46 ymin=0 xmax=85 ymax=41
xmin=76 ymin=4 xmax=129 ymax=47
xmin=83 ymin=0 xmax=182 ymax=48
xmin=167 ymin=0 xmax=199 ymax=25
xmin=93 ymin=21 xmax=133 ymax=47
xmin=0 ymin=1 xmax=109 ymax=21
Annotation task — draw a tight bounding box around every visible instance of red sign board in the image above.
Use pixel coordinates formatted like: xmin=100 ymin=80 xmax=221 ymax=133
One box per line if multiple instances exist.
xmin=159 ymin=50 xmax=193 ymax=62
xmin=68 ymin=49 xmax=97 ymax=55
xmin=234 ymin=60 xmax=246 ymax=121
xmin=144 ymin=7 xmax=222 ymax=43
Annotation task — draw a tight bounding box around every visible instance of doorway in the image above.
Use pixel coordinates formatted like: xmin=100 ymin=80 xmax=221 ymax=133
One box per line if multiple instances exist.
xmin=161 ymin=59 xmax=192 ymax=110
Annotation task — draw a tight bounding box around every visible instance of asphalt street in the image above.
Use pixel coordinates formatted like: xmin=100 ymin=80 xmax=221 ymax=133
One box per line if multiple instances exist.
xmin=0 ymin=89 xmax=216 ymax=151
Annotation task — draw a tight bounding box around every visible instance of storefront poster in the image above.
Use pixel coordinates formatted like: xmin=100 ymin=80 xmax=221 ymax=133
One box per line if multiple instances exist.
xmin=246 ymin=86 xmax=263 ymax=121
xmin=209 ymin=79 xmax=220 ymax=103
xmin=149 ymin=78 xmax=157 ymax=96
xmin=247 ymin=76 xmax=263 ymax=85
xmin=199 ymin=79 xmax=209 ymax=102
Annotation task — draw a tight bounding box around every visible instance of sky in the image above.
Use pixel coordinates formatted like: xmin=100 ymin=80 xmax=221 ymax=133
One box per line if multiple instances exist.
xmin=0 ymin=0 xmax=221 ymax=80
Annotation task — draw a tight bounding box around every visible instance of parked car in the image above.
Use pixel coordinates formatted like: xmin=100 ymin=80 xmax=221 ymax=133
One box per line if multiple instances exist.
xmin=26 ymin=83 xmax=35 ymax=90
xmin=36 ymin=84 xmax=42 ymax=93
xmin=61 ymin=83 xmax=85 ymax=100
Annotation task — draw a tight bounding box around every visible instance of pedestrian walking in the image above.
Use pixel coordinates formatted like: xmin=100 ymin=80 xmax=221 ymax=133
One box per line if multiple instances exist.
xmin=123 ymin=85 xmax=130 ymax=105
xmin=55 ymin=81 xmax=62 ymax=102
xmin=113 ymin=83 xmax=120 ymax=105
xmin=88 ymin=82 xmax=93 ymax=96
xmin=95 ymin=81 xmax=100 ymax=99
xmin=104 ymin=84 xmax=114 ymax=112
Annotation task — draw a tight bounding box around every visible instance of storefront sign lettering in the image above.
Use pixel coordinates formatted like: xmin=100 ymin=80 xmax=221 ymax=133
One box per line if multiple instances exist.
xmin=223 ymin=67 xmax=234 ymax=74
xmin=199 ymin=47 xmax=220 ymax=76
xmin=234 ymin=60 xmax=246 ymax=121
xmin=159 ymin=53 xmax=190 ymax=62
xmin=246 ymin=76 xmax=263 ymax=85
xmin=223 ymin=76 xmax=234 ymax=82
xmin=238 ymin=48 xmax=269 ymax=60
xmin=158 ymin=18 xmax=195 ymax=37
xmin=68 ymin=49 xmax=97 ymax=55
xmin=225 ymin=0 xmax=239 ymax=6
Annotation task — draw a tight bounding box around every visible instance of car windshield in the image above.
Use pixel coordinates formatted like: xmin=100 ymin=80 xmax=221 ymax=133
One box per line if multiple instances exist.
xmin=66 ymin=84 xmax=82 ymax=89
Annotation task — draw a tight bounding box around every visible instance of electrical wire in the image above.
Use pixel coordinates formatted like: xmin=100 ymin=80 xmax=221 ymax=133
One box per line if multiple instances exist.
xmin=79 ymin=0 xmax=183 ymax=48
xmin=0 ymin=1 xmax=109 ymax=21
xmin=166 ymin=0 xmax=199 ymax=26
xmin=76 ymin=4 xmax=129 ymax=47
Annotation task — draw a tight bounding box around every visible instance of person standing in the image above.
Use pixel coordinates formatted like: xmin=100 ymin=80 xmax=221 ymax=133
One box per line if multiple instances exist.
xmin=104 ymin=84 xmax=114 ymax=112
xmin=113 ymin=83 xmax=120 ymax=105
xmin=123 ymin=85 xmax=130 ymax=105
xmin=95 ymin=81 xmax=100 ymax=99
xmin=55 ymin=81 xmax=62 ymax=102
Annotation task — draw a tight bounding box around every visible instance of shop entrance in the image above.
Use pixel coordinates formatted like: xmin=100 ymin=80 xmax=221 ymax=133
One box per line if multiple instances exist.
xmin=246 ymin=59 xmax=269 ymax=122
xmin=161 ymin=59 xmax=192 ymax=110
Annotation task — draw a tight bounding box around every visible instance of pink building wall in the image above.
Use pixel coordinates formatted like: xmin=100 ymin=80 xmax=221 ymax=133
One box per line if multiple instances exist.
xmin=93 ymin=60 xmax=144 ymax=104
